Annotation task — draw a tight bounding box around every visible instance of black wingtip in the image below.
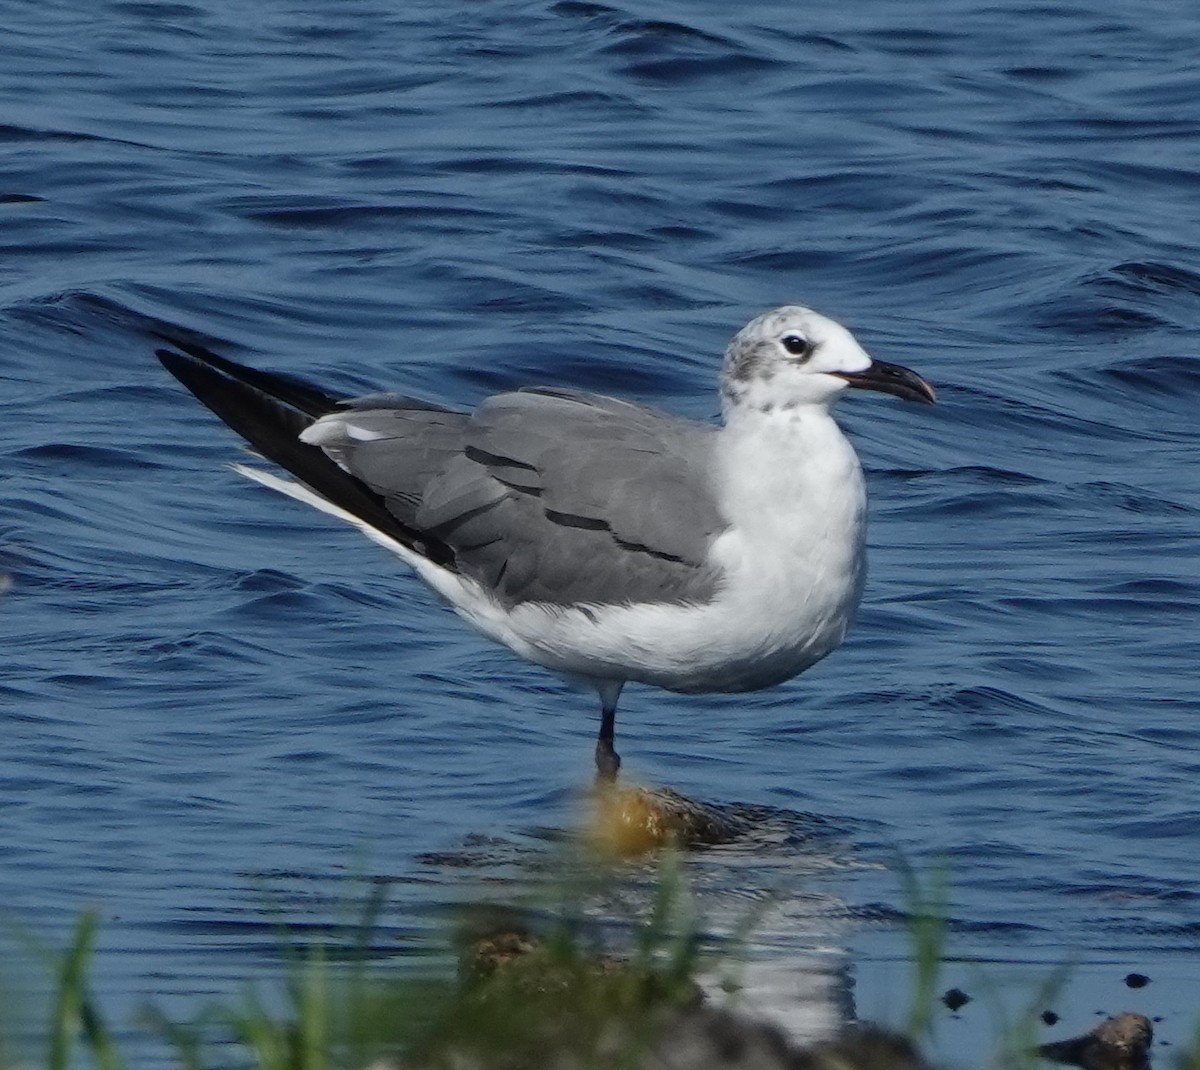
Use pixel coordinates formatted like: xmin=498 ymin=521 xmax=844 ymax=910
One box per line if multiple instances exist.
xmin=157 ymin=342 xmax=457 ymax=569
xmin=156 ymin=342 xmax=328 ymax=477
xmin=155 ymin=338 xmax=339 ymax=418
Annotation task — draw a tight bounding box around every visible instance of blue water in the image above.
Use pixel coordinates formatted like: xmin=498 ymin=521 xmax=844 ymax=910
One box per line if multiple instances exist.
xmin=3 ymin=0 xmax=1200 ymax=1062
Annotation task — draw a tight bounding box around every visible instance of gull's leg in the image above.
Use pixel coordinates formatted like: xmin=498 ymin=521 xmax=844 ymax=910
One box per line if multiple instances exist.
xmin=594 ymin=680 xmax=624 ymax=781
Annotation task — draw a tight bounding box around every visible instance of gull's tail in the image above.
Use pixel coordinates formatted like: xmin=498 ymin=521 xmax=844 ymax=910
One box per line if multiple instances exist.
xmin=156 ymin=338 xmax=454 ymax=567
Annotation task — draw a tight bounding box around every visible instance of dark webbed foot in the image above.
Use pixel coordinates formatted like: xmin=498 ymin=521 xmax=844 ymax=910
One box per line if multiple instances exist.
xmin=594 ymin=738 xmax=621 ymax=782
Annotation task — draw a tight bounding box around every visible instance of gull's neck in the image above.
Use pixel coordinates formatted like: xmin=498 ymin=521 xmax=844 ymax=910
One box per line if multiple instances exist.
xmin=701 ymin=391 xmax=869 ymax=680
xmin=713 ymin=396 xmax=867 ymax=555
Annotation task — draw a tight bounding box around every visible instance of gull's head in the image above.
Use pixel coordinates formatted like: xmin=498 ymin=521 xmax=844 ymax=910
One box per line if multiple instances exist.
xmin=720 ymin=305 xmax=935 ymax=415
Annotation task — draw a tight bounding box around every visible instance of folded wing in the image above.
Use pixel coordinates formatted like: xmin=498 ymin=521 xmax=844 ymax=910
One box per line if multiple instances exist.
xmin=159 ymin=345 xmax=727 ymax=609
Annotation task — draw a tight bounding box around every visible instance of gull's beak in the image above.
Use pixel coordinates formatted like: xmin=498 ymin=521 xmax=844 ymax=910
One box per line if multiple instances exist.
xmin=833 ymin=360 xmax=936 ymax=404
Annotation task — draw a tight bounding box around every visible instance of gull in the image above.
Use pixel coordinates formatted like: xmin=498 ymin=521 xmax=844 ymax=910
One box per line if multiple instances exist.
xmin=157 ymin=306 xmax=934 ymax=779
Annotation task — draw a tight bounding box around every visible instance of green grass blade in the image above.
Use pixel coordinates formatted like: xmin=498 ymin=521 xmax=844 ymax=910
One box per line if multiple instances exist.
xmin=48 ymin=911 xmax=96 ymax=1070
xmin=896 ymin=855 xmax=951 ymax=1040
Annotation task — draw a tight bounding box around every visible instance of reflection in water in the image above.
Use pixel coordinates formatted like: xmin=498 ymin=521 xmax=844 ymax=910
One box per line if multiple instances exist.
xmin=406 ymin=786 xmax=861 ymax=1048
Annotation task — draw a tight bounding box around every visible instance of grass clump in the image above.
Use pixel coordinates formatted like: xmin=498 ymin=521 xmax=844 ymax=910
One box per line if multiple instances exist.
xmin=33 ymin=856 xmax=706 ymax=1070
xmin=406 ymin=851 xmax=704 ymax=1069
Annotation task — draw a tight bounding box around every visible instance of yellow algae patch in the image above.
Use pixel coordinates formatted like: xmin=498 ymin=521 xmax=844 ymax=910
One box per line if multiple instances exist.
xmin=587 ymin=782 xmax=679 ymax=857
xmin=585 ymin=782 xmax=750 ymax=858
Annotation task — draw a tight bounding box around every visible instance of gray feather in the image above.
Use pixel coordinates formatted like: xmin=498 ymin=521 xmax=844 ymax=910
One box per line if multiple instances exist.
xmin=310 ymin=388 xmax=728 ymax=608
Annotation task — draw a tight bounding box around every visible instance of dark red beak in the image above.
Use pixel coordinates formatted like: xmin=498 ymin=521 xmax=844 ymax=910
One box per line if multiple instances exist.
xmin=833 ymin=360 xmax=936 ymax=404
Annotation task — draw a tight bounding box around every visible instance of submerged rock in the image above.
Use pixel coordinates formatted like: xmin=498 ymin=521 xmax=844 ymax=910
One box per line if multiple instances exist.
xmin=1037 ymin=1012 xmax=1153 ymax=1070
xmin=627 ymin=1010 xmax=931 ymax=1070
xmin=587 ymin=783 xmax=755 ymax=855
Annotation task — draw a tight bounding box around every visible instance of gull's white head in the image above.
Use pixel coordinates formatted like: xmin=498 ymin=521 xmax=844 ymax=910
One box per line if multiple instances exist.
xmin=720 ymin=305 xmax=935 ymax=415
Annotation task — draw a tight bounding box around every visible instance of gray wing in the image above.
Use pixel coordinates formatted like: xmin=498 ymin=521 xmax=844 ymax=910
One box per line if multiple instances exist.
xmin=310 ymin=387 xmax=727 ymax=608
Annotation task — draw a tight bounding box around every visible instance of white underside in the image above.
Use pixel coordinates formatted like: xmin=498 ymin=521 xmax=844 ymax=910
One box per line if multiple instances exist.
xmin=232 ymin=401 xmax=866 ymax=699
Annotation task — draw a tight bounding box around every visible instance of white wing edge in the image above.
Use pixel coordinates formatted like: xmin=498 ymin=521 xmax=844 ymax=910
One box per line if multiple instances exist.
xmin=230 ymin=463 xmax=509 ymax=634
xmin=231 ymin=463 xmax=420 ymax=564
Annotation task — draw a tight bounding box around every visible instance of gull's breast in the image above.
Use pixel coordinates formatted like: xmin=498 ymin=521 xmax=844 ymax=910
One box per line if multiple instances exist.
xmin=449 ymin=406 xmax=870 ymax=696
xmin=478 ymin=492 xmax=867 ymax=695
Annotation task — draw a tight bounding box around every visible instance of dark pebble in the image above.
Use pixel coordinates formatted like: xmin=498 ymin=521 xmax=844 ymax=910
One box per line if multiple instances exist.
xmin=1043 ymin=1010 xmax=1060 ymax=1026
xmin=942 ymin=987 xmax=971 ymax=1012
xmin=1124 ymin=973 xmax=1150 ymax=989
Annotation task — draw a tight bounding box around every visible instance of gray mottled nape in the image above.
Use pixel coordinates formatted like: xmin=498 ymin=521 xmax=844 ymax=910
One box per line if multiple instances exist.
xmin=323 ymin=387 xmax=728 ymax=608
xmin=721 ymin=305 xmax=808 ymax=408
xmin=724 ymin=333 xmax=771 ymax=386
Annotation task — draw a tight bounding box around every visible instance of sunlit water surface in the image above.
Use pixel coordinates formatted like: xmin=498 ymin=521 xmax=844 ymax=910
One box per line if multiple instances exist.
xmin=3 ymin=1 xmax=1200 ymax=1064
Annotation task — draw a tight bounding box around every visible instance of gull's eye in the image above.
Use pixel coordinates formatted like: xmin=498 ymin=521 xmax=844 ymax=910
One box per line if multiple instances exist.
xmin=781 ymin=334 xmax=812 ymax=359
